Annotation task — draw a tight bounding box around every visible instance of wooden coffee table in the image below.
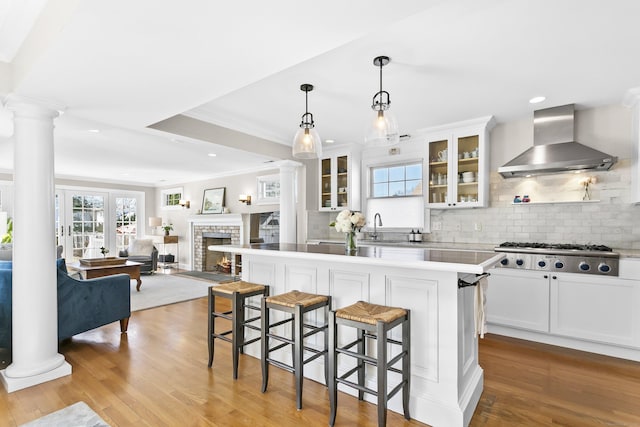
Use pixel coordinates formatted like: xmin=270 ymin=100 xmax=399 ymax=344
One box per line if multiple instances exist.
xmin=69 ymin=260 xmax=144 ymax=291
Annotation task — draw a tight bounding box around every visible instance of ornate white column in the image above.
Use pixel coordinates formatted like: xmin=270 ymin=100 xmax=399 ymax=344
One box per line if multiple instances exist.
xmin=0 ymin=95 xmax=71 ymax=392
xmin=278 ymin=160 xmax=301 ymax=244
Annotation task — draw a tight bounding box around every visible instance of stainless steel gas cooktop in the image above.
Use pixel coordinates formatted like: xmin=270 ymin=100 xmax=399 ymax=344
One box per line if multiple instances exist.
xmin=494 ymin=242 xmax=619 ymax=275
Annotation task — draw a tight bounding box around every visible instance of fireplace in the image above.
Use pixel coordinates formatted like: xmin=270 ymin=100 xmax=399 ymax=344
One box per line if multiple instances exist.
xmin=189 ymin=216 xmax=242 ymax=273
xmin=204 ymin=232 xmax=231 ymax=273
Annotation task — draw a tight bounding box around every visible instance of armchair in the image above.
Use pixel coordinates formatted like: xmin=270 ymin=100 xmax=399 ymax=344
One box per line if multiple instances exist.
xmin=57 ymin=258 xmax=131 ymax=340
xmin=119 ymin=238 xmax=158 ymax=274
xmin=0 ymin=259 xmax=131 ymax=366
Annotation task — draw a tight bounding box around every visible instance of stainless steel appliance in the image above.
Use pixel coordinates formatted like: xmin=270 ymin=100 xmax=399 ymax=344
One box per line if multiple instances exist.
xmin=498 ymin=104 xmax=617 ymax=178
xmin=495 ymin=242 xmax=619 ymax=276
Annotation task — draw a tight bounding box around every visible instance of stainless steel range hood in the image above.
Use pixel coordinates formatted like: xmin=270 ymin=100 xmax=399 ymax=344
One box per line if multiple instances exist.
xmin=498 ymin=104 xmax=617 ymax=178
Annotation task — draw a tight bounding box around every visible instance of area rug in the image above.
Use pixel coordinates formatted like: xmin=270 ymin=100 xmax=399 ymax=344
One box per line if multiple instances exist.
xmin=130 ymin=273 xmax=213 ymax=311
xmin=176 ymin=270 xmax=235 ymax=282
xmin=20 ymin=401 xmax=110 ymax=427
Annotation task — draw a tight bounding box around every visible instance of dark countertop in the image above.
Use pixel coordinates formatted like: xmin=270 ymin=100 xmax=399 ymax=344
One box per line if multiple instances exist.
xmin=211 ymin=243 xmax=505 ymax=274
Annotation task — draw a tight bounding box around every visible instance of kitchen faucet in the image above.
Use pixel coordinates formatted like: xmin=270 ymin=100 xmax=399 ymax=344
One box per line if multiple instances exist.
xmin=372 ymin=213 xmax=383 ymax=240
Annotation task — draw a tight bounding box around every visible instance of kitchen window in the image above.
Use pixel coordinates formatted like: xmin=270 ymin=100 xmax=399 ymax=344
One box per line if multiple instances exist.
xmin=371 ymin=162 xmax=422 ymax=198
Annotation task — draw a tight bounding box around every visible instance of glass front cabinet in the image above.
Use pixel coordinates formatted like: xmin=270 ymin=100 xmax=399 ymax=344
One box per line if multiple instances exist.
xmin=426 ymin=117 xmax=495 ymax=208
xmin=319 ymin=148 xmax=361 ymax=212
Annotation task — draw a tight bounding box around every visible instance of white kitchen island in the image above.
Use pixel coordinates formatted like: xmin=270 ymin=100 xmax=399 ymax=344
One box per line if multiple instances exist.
xmin=208 ymin=243 xmax=504 ymax=427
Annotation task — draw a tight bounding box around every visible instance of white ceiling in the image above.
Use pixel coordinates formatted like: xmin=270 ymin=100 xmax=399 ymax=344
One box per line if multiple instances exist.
xmin=1 ymin=0 xmax=640 ymax=186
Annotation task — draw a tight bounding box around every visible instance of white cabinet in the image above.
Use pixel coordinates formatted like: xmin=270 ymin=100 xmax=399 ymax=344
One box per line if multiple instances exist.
xmin=319 ymin=148 xmax=361 ymax=212
xmin=550 ymin=274 xmax=640 ymax=348
xmin=487 ymin=267 xmax=640 ymax=352
xmin=486 ymin=268 xmax=550 ymax=332
xmin=425 ymin=117 xmax=495 ymax=209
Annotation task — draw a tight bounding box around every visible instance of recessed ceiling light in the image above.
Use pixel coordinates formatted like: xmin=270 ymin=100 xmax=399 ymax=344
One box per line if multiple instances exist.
xmin=529 ymin=96 xmax=546 ymax=104
xmin=325 ymin=139 xmax=335 ymax=144
xmin=88 ymin=129 xmax=100 ymax=133
xmin=208 ymin=153 xmax=217 ymax=157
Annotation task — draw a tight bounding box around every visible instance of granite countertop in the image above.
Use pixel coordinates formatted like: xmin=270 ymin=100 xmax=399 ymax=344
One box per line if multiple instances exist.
xmin=308 ymin=239 xmax=640 ymax=259
xmin=307 ymin=239 xmax=497 ymax=252
xmin=212 ymin=242 xmax=504 ymax=274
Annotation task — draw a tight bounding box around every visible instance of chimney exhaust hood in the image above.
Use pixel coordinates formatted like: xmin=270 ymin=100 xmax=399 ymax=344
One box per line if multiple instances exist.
xmin=498 ymin=104 xmax=617 ymax=178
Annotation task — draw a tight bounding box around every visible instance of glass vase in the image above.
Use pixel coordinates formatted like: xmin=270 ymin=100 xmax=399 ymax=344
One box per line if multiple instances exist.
xmin=345 ymin=231 xmax=357 ymax=254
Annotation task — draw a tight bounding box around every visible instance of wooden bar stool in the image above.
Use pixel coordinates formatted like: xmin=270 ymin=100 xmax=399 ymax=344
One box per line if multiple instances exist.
xmin=328 ymin=301 xmax=411 ymax=427
xmin=208 ymin=280 xmax=269 ymax=379
xmin=261 ymin=290 xmax=331 ymax=410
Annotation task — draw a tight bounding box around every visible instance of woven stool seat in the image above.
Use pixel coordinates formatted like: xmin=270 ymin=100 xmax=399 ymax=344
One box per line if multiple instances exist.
xmin=213 ymin=280 xmax=266 ymax=295
xmin=336 ymin=301 xmax=407 ymax=325
xmin=265 ymin=290 xmax=329 ymax=308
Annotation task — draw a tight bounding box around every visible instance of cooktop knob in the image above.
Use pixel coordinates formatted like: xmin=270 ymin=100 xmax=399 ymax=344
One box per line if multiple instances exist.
xmin=516 ymin=259 xmax=524 ymax=266
xmin=538 ymin=260 xmax=547 ymax=268
xmin=578 ymin=262 xmax=591 ymax=271
xmin=598 ymin=263 xmax=611 ymax=273
xmin=500 ymin=258 xmax=509 ymax=266
xmin=554 ymin=261 xmax=564 ymax=269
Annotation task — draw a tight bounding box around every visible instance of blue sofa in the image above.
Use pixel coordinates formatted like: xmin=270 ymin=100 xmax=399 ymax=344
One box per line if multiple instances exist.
xmin=0 ymin=259 xmax=131 ymax=366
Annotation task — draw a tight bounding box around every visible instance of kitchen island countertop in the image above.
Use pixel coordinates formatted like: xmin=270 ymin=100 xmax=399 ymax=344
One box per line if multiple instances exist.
xmin=214 ymin=242 xmax=504 ymax=275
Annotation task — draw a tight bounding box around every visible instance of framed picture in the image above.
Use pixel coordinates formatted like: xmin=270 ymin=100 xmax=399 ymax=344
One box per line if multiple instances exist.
xmin=202 ymin=187 xmax=225 ymax=214
xmin=256 ymin=174 xmax=280 ymax=205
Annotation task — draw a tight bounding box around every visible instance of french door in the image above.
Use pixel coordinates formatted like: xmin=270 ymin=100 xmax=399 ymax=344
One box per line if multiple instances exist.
xmin=57 ymin=190 xmax=108 ymax=261
xmin=55 ymin=189 xmax=144 ymax=262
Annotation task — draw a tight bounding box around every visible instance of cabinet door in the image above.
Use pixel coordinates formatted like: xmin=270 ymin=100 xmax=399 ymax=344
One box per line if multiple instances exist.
xmin=454 ymin=133 xmax=481 ymax=207
xmin=427 ymin=137 xmax=452 ymax=206
xmin=486 ymin=269 xmax=550 ymax=332
xmin=550 ymin=274 xmax=640 ymax=348
xmin=335 ymin=155 xmax=349 ymax=209
xmin=319 ymin=156 xmax=334 ymax=210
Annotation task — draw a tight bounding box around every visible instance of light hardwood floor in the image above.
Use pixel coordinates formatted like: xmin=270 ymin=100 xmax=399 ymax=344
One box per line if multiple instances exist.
xmin=1 ymin=296 xmax=639 ymax=426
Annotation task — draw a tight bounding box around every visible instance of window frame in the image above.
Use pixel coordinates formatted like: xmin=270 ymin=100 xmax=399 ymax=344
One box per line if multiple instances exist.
xmin=370 ymin=161 xmax=423 ymax=199
xmin=161 ymin=187 xmax=184 ymax=210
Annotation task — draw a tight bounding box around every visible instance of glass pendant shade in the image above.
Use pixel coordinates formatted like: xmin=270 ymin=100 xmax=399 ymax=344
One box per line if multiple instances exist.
xmin=365 ymin=108 xmax=399 ymax=146
xmin=292 ymin=126 xmax=322 ymax=159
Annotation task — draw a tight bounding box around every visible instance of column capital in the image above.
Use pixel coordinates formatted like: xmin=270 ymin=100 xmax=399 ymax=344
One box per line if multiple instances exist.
xmin=3 ymin=93 xmax=65 ymax=119
xmin=276 ymin=159 xmax=303 ymax=172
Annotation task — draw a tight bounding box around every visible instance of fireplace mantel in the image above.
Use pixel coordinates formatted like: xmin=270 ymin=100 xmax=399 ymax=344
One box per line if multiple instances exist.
xmin=187 ymin=214 xmax=243 ymax=227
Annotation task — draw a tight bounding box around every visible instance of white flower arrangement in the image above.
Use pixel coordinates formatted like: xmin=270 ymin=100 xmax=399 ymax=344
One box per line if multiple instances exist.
xmin=330 ymin=209 xmax=366 ymax=234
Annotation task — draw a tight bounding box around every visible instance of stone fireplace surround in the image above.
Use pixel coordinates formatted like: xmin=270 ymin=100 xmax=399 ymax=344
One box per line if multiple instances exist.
xmin=188 ymin=214 xmax=243 ymax=272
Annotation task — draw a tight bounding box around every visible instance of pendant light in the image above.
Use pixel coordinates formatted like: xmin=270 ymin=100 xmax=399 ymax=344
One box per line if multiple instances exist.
xmin=292 ymin=83 xmax=322 ymax=159
xmin=365 ymin=55 xmax=399 ymax=146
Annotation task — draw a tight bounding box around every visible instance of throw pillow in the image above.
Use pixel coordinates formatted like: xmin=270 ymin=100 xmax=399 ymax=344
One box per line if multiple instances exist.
xmin=128 ymin=239 xmax=154 ymax=256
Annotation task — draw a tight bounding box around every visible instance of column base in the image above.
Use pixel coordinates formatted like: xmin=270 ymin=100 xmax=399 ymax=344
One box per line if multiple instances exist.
xmin=0 ymin=361 xmax=72 ymax=393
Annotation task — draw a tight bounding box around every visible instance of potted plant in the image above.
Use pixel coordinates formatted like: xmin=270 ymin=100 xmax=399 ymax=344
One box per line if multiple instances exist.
xmin=162 ymin=223 xmax=173 ymax=236
xmin=1 ymin=217 xmax=12 ymax=244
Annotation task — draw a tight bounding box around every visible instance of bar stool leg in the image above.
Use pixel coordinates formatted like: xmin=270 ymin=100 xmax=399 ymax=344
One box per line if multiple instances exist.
xmin=402 ymin=313 xmax=411 ymax=420
xmin=328 ymin=311 xmax=337 ymax=427
xmin=207 ymin=291 xmax=214 ymax=368
xmin=323 ymin=299 xmax=330 ymax=386
xmin=231 ymin=292 xmax=242 ymax=379
xmin=376 ymin=321 xmax=388 ymax=427
xmin=261 ymin=297 xmax=269 ymax=393
xmin=294 ymin=304 xmax=304 ymax=410
xmin=357 ymin=327 xmax=365 ymax=400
